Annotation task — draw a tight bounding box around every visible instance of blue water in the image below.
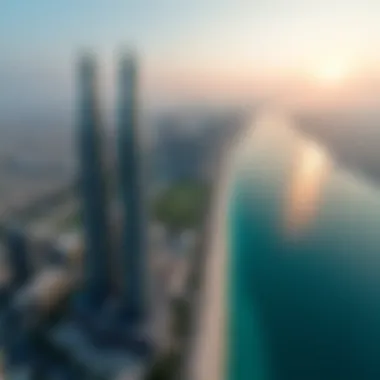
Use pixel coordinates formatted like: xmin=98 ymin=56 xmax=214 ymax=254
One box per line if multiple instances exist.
xmin=227 ymin=120 xmax=380 ymax=380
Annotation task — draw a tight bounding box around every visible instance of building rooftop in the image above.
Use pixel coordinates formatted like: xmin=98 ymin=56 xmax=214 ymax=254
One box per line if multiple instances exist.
xmin=6 ymin=367 xmax=31 ymax=380
xmin=13 ymin=268 xmax=74 ymax=317
xmin=50 ymin=321 xmax=146 ymax=379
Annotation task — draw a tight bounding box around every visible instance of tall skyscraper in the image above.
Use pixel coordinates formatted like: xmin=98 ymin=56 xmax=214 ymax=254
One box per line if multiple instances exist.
xmin=77 ymin=53 xmax=111 ymax=310
xmin=117 ymin=51 xmax=146 ymax=323
xmin=5 ymin=226 xmax=29 ymax=290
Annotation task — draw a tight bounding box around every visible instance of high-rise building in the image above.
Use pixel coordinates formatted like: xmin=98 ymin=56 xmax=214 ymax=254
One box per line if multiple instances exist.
xmin=5 ymin=226 xmax=29 ymax=290
xmin=77 ymin=53 xmax=111 ymax=310
xmin=154 ymin=115 xmax=206 ymax=184
xmin=117 ymin=51 xmax=147 ymax=323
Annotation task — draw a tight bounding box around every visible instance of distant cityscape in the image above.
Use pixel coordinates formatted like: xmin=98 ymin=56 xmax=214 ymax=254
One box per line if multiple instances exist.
xmin=0 ymin=48 xmax=244 ymax=380
xmin=2 ymin=37 xmax=380 ymax=380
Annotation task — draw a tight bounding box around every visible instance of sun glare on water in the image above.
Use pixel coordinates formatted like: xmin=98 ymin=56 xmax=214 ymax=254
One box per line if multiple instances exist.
xmin=284 ymin=140 xmax=330 ymax=238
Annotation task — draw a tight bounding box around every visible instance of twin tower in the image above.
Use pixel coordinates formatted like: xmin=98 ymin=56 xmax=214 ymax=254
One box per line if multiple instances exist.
xmin=78 ymin=51 xmax=146 ymax=323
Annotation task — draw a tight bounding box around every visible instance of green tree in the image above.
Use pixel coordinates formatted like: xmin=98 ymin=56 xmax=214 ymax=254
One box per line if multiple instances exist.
xmin=152 ymin=181 xmax=210 ymax=233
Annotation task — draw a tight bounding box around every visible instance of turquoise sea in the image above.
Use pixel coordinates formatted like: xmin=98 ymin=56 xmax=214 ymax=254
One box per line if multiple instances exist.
xmin=227 ymin=117 xmax=380 ymax=380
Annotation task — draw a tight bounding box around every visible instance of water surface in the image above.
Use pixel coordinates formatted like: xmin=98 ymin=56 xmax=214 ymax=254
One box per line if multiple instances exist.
xmin=227 ymin=113 xmax=380 ymax=380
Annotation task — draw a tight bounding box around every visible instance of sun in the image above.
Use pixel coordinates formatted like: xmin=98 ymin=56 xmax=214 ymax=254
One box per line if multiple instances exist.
xmin=312 ymin=61 xmax=349 ymax=85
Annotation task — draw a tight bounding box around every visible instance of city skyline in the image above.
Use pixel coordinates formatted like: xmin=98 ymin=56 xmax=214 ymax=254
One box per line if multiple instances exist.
xmin=1 ymin=49 xmax=156 ymax=380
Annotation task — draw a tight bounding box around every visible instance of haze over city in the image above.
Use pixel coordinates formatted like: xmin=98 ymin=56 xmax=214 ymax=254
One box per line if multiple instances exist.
xmin=2 ymin=0 xmax=380 ymax=118
xmin=2 ymin=1 xmax=380 ymax=380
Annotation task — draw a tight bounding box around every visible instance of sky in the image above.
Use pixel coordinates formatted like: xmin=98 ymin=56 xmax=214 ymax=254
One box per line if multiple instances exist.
xmin=2 ymin=0 xmax=380 ymax=120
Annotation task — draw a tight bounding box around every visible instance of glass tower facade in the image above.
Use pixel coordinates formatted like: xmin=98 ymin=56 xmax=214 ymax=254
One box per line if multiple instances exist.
xmin=117 ymin=52 xmax=146 ymax=323
xmin=6 ymin=226 xmax=29 ymax=290
xmin=77 ymin=54 xmax=111 ymax=310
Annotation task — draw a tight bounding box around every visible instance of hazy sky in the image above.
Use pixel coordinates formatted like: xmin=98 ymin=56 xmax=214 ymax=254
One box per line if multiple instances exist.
xmin=2 ymin=0 xmax=380 ymax=117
